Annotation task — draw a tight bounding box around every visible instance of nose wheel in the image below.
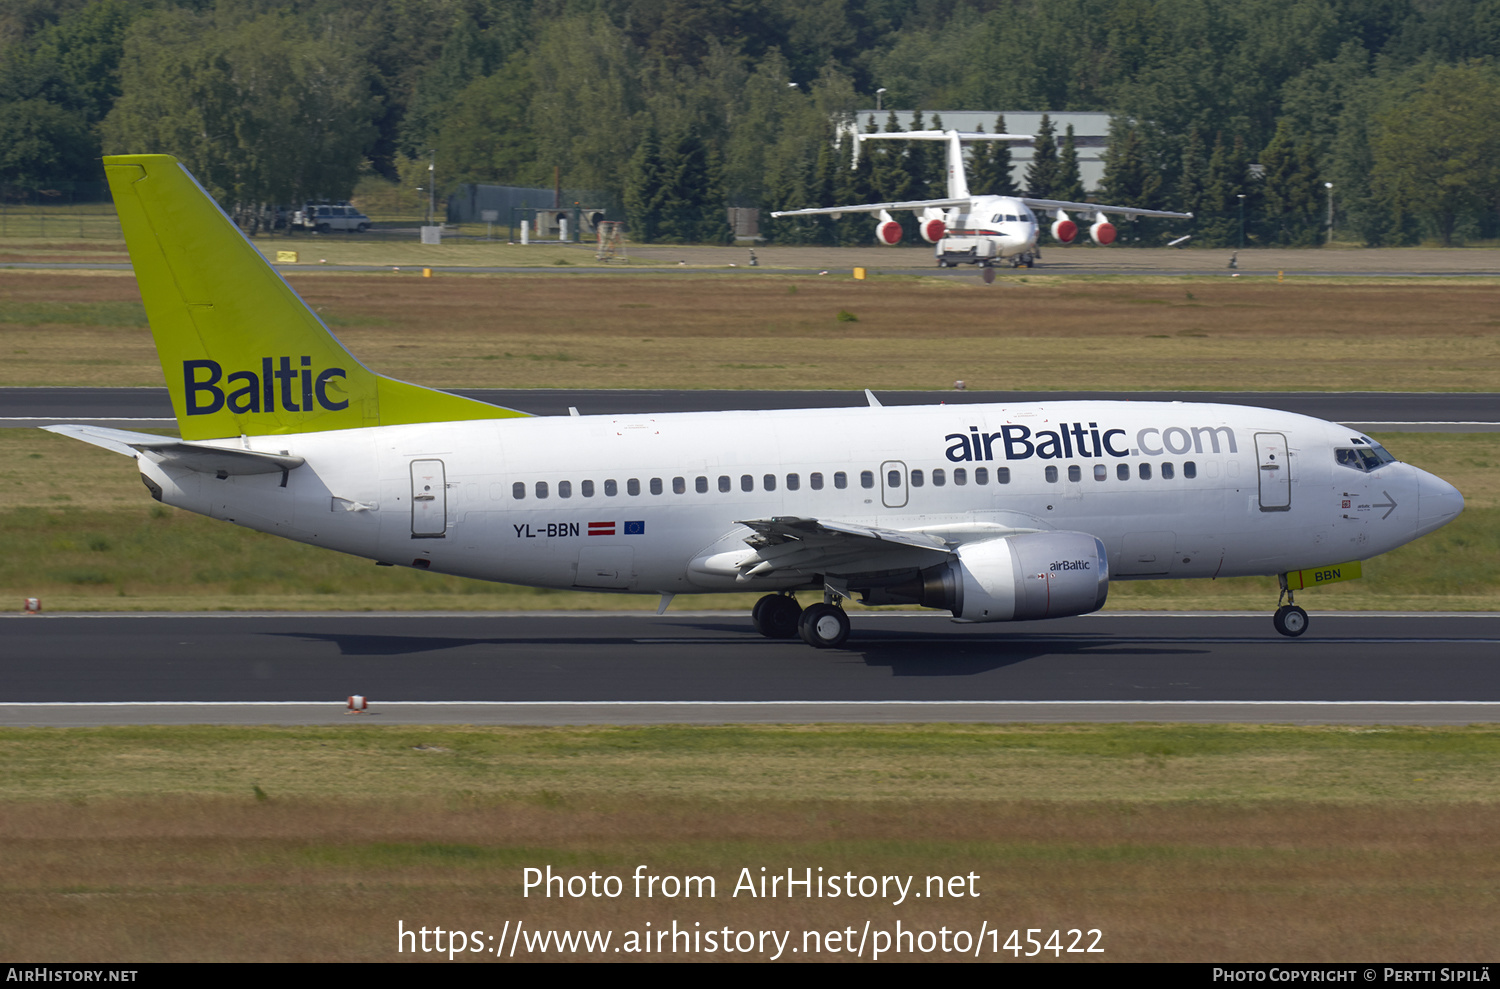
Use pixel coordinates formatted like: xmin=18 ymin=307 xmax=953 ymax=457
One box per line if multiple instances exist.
xmin=1273 ymin=575 xmax=1309 ymax=637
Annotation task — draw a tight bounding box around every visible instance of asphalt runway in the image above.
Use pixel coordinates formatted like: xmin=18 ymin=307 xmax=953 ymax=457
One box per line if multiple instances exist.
xmin=3 ymin=612 xmax=1496 ymax=725
xmin=4 ymin=387 xmax=1497 ymax=431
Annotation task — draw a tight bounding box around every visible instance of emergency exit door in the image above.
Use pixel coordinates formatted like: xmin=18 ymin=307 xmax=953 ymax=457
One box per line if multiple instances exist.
xmin=1254 ymin=433 xmax=1291 ymax=511
xmin=410 ymin=459 xmax=447 ymax=537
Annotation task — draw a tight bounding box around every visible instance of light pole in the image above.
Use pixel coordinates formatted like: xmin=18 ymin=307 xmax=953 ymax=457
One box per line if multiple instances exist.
xmin=876 ymin=88 xmax=886 ymax=111
xmin=1237 ymin=193 xmax=1246 ymax=250
xmin=1324 ymin=181 xmax=1334 ymax=245
xmin=427 ymin=150 xmax=436 ymax=228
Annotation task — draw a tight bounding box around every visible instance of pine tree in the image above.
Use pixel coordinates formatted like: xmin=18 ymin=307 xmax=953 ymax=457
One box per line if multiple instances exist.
xmin=1024 ymin=113 xmax=1058 ymax=199
xmin=1055 ymin=124 xmax=1085 ymax=203
xmin=623 ymin=125 xmax=660 ymax=243
xmin=1177 ymin=128 xmax=1207 ymax=220
xmin=1260 ymin=122 xmax=1322 ymax=246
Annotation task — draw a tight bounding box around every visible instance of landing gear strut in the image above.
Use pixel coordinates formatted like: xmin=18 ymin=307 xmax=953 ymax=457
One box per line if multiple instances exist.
xmin=1273 ymin=574 xmax=1309 ymax=637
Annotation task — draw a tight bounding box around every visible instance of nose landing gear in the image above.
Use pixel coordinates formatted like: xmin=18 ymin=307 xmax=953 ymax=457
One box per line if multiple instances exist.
xmin=1273 ymin=574 xmax=1309 ymax=637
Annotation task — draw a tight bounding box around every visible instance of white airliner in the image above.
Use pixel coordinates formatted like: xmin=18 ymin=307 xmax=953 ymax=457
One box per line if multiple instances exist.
xmin=48 ymin=155 xmax=1463 ymax=647
xmin=771 ymin=129 xmax=1193 ymax=270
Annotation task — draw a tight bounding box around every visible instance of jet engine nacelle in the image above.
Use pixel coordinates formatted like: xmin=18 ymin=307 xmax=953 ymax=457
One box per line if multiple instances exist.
xmin=865 ymin=531 xmax=1109 ymax=622
xmin=919 ymin=217 xmax=947 ymax=243
xmin=1090 ymin=217 xmax=1117 ymax=246
xmin=1050 ymin=211 xmax=1078 ymax=245
xmin=876 ymin=219 xmax=903 ymax=246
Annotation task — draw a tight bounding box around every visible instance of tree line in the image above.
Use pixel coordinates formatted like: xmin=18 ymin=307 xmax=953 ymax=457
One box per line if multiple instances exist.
xmin=2 ymin=0 xmax=1497 ymax=246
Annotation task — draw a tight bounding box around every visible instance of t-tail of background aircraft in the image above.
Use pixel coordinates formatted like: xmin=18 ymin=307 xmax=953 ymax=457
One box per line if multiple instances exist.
xmin=46 ymin=155 xmax=1463 ymax=647
xmin=771 ymin=129 xmax=1193 ymax=271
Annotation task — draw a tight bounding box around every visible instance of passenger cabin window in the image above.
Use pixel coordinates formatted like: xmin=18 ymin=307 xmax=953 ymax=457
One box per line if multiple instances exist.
xmin=741 ymin=474 xmax=754 ymax=492
xmin=933 ymin=468 xmax=946 ymax=487
xmin=649 ymin=477 xmax=662 ymax=495
xmin=835 ymin=472 xmax=848 ymax=489
xmin=954 ymin=468 xmax=967 ymax=485
xmin=763 ymin=473 xmax=776 ymax=491
xmin=1045 ymin=466 xmax=1058 ymax=483
xmin=908 ymin=469 xmax=922 ymax=487
xmin=1183 ymin=462 xmax=1197 ymax=479
xmin=512 ymin=481 xmax=525 ymax=500
xmin=786 ymin=473 xmax=800 ymax=491
xmin=696 ymin=476 xmax=708 ymax=494
xmin=860 ymin=470 xmax=875 ymax=489
xmin=627 ymin=478 xmax=641 ymax=496
xmin=1117 ymin=463 xmax=1130 ymax=481
xmin=1094 ymin=464 xmax=1107 ymax=481
xmin=975 ymin=467 xmax=989 ymax=485
xmin=1161 ymin=462 xmax=1175 ymax=480
xmin=582 ymin=480 xmax=595 ymax=497
xmin=559 ymin=480 xmax=572 ymax=498
xmin=672 ymin=477 xmax=685 ymax=494
xmin=1139 ymin=463 xmax=1152 ymax=480
xmin=810 ymin=472 xmax=824 ymax=490
xmin=604 ymin=479 xmax=618 ymax=496
xmin=535 ymin=481 xmax=549 ymax=499
xmin=719 ymin=475 xmax=731 ymax=493
xmin=996 ymin=467 xmax=1010 ymax=484
xmin=1068 ymin=465 xmax=1081 ymax=482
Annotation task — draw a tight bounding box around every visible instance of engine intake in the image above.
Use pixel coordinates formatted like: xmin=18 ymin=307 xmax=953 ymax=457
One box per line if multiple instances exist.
xmin=1051 ymin=212 xmax=1078 ymax=245
xmin=864 ymin=531 xmax=1109 ymax=622
xmin=875 ymin=220 xmax=902 ymax=246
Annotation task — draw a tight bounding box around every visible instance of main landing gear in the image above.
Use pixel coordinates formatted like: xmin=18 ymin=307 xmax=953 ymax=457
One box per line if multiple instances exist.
xmin=752 ymin=593 xmax=851 ymax=649
xmin=1272 ymin=574 xmax=1309 ymax=637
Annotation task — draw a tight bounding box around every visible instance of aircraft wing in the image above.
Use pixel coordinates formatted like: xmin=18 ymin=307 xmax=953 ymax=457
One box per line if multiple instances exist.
xmin=769 ymin=198 xmax=969 ymax=219
xmin=1022 ymin=198 xmax=1193 ymax=219
xmin=720 ymin=516 xmax=952 ymax=581
xmin=43 ymin=424 xmax=305 ymax=475
xmin=701 ymin=516 xmax=1028 ymax=584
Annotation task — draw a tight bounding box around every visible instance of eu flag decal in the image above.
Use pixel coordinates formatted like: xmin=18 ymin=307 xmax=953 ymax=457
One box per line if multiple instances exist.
xmin=624 ymin=520 xmax=646 ymax=535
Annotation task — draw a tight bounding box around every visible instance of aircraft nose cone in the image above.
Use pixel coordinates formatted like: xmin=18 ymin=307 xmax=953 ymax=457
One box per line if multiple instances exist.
xmin=1417 ymin=472 xmax=1464 ymax=537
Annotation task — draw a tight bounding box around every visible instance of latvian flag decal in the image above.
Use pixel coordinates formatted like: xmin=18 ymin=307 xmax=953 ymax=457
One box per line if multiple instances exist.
xmin=588 ymin=521 xmax=615 ymax=536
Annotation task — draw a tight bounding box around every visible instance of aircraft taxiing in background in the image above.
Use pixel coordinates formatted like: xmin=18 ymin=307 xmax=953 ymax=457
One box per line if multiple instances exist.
xmin=772 ymin=130 xmax=1193 ymax=270
xmin=48 ymin=156 xmax=1463 ymax=649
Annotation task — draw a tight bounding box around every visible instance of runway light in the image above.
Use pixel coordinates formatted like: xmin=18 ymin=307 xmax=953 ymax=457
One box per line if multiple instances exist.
xmin=347 ymin=695 xmax=368 ymax=714
xmin=23 ymin=597 xmax=40 ymax=614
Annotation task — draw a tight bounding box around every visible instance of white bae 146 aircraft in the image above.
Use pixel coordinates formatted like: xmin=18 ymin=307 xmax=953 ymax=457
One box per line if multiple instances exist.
xmin=48 ymin=155 xmax=1463 ymax=647
xmin=771 ymin=129 xmax=1193 ymax=270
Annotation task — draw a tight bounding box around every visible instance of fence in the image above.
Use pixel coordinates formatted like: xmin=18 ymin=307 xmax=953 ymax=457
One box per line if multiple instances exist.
xmin=0 ymin=207 xmax=123 ymax=239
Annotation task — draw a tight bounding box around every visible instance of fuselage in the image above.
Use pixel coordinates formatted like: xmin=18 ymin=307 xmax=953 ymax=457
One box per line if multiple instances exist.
xmin=939 ymin=196 xmax=1040 ymax=259
xmin=139 ymin=400 xmax=1463 ymax=598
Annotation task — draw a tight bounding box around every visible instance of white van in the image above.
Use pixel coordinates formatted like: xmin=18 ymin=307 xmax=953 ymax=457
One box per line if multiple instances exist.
xmin=294 ymin=203 xmax=370 ymax=233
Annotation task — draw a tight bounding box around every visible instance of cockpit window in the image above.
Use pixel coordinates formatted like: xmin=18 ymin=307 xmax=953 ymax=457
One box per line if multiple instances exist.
xmin=1335 ymin=442 xmax=1396 ymax=472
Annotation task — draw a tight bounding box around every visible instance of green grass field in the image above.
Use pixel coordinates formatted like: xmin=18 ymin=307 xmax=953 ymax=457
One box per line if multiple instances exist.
xmin=2 ymin=725 xmax=1497 ymax=961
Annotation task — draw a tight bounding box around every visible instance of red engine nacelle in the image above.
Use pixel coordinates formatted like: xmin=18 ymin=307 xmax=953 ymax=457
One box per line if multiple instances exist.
xmin=1050 ymin=217 xmax=1078 ymax=244
xmin=875 ymin=220 xmax=903 ymax=246
xmin=1090 ymin=219 xmax=1117 ymax=246
xmin=919 ymin=218 xmax=946 ymax=244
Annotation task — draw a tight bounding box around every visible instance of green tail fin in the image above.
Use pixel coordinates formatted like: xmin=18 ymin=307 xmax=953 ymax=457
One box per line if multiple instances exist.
xmin=104 ymin=154 xmax=526 ymax=440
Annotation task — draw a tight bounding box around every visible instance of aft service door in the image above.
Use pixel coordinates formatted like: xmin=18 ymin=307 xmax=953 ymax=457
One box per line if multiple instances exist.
xmin=1254 ymin=432 xmax=1291 ymax=512
xmin=410 ymin=459 xmax=447 ymax=537
xmin=880 ymin=460 xmax=907 ymax=508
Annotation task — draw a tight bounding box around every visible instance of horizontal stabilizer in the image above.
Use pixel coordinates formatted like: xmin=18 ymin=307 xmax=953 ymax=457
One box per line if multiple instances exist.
xmin=42 ymin=424 xmax=304 ymax=476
